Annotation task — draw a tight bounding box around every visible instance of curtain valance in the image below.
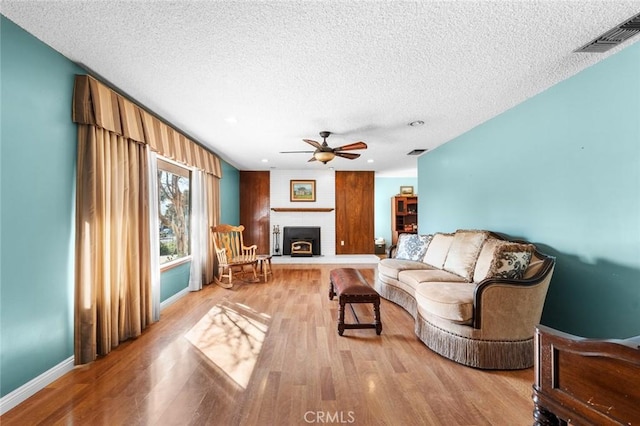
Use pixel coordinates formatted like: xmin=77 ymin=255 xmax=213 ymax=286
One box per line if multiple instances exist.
xmin=72 ymin=74 xmax=222 ymax=178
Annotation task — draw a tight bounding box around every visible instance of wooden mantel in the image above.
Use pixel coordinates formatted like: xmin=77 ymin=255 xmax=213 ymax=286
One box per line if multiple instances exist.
xmin=271 ymin=207 xmax=334 ymax=212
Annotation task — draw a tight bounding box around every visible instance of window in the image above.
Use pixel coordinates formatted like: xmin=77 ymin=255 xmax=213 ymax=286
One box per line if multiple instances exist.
xmin=158 ymin=159 xmax=191 ymax=265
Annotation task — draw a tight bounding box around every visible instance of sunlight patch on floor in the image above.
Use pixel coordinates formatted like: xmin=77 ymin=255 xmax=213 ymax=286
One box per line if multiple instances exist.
xmin=185 ymin=300 xmax=270 ymax=389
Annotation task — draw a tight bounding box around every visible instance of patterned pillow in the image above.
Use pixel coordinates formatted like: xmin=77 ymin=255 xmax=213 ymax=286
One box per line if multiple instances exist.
xmin=488 ymin=243 xmax=534 ymax=279
xmin=396 ymin=234 xmax=432 ymax=261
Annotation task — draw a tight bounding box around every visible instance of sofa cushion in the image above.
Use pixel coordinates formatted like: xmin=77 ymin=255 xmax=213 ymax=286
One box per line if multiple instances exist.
xmin=443 ymin=230 xmax=489 ymax=281
xmin=415 ymin=281 xmax=476 ymax=324
xmin=423 ymin=233 xmax=454 ymax=268
xmin=473 ymin=238 xmax=504 ymax=282
xmin=378 ymin=258 xmax=434 ymax=280
xmin=395 ymin=233 xmax=432 ymax=261
xmin=489 ymin=243 xmax=534 ymax=279
xmin=398 ymin=269 xmax=466 ymax=290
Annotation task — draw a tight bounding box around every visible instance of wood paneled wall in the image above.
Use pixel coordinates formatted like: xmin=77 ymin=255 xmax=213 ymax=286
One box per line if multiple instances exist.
xmin=239 ymin=170 xmax=375 ymax=254
xmin=239 ymin=171 xmax=270 ymax=254
xmin=335 ymin=171 xmax=375 ymax=254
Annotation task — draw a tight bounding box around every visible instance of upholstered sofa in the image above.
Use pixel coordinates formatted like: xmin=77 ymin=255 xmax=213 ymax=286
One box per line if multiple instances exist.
xmin=375 ymin=229 xmax=555 ymax=370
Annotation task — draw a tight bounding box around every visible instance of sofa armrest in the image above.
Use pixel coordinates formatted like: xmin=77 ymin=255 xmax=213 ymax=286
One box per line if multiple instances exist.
xmin=387 ymin=244 xmax=397 ymax=258
xmin=472 ymin=257 xmax=555 ymax=338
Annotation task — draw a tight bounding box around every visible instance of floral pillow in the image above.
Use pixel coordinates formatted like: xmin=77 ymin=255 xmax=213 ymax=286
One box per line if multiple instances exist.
xmin=488 ymin=243 xmax=534 ymax=279
xmin=396 ymin=234 xmax=432 ymax=261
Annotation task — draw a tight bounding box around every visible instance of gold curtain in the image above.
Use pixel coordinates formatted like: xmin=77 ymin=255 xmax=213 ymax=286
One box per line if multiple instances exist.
xmin=73 ymin=74 xmax=224 ymax=363
xmin=75 ymin=125 xmax=152 ymax=363
xmin=72 ymin=74 xmax=223 ymax=178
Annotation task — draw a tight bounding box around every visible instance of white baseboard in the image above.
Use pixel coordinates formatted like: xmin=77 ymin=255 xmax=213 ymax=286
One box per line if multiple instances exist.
xmin=271 ymin=254 xmax=380 ymax=264
xmin=0 ymin=355 xmax=75 ymax=415
xmin=1 ymin=290 xmax=188 ymax=415
xmin=160 ymin=287 xmax=189 ymax=310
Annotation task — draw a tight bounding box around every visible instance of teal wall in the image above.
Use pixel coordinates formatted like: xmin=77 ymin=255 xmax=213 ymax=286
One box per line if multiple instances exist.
xmin=0 ymin=17 xmax=243 ymax=398
xmin=160 ymin=262 xmax=191 ymax=302
xmin=374 ymin=177 xmax=418 ymax=249
xmin=0 ymin=17 xmax=83 ymax=396
xmin=220 ymin=160 xmax=240 ymax=225
xmin=418 ymin=42 xmax=640 ymax=339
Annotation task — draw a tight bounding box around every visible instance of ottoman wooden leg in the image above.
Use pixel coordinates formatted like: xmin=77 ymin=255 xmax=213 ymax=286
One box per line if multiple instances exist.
xmin=373 ymin=299 xmax=382 ymax=335
xmin=329 ymin=280 xmax=335 ymax=300
xmin=338 ymin=298 xmax=346 ymax=336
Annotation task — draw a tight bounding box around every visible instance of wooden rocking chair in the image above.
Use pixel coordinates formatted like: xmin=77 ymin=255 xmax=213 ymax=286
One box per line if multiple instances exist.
xmin=211 ymin=224 xmax=258 ymax=288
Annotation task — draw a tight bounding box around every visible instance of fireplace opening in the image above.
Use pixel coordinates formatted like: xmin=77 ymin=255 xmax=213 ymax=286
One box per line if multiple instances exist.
xmin=283 ymin=226 xmax=321 ymax=256
xmin=291 ymin=239 xmax=313 ymax=257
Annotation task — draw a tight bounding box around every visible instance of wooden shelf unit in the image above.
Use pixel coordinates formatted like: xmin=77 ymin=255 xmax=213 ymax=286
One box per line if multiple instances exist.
xmin=391 ymin=195 xmax=418 ymax=245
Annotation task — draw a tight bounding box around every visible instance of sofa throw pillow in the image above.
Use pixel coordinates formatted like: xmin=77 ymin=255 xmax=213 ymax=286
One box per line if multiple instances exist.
xmin=443 ymin=230 xmax=489 ymax=282
xmin=423 ymin=233 xmax=455 ymax=268
xmin=395 ymin=234 xmax=432 ymax=261
xmin=488 ymin=243 xmax=535 ymax=280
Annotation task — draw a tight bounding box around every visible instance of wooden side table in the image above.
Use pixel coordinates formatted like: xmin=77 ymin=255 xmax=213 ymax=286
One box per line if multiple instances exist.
xmin=256 ymin=255 xmax=273 ymax=282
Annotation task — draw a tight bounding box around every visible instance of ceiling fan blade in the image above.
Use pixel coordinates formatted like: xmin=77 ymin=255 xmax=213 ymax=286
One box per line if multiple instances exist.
xmin=332 ymin=141 xmax=367 ymax=151
xmin=307 ymin=156 xmax=317 ymax=162
xmin=303 ymin=139 xmax=323 ymax=150
xmin=335 ymin=152 xmax=361 ymax=160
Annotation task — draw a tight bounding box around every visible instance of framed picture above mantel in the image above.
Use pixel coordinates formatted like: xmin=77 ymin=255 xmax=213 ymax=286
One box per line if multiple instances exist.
xmin=290 ymin=180 xmax=316 ymax=202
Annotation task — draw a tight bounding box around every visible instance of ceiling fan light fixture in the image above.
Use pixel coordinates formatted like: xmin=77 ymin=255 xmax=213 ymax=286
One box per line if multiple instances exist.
xmin=296 ymin=131 xmax=367 ymax=164
xmin=314 ymin=151 xmax=336 ymax=163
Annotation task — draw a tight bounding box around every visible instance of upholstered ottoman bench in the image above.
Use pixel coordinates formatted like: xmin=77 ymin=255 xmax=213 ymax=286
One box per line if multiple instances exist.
xmin=329 ymin=268 xmax=382 ymax=336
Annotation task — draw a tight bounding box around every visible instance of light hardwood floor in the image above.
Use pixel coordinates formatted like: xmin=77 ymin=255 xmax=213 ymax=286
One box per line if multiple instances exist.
xmin=1 ymin=265 xmax=535 ymax=425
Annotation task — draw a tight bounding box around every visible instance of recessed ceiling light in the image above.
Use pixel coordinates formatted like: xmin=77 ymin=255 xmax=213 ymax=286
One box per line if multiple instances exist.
xmin=261 ymin=158 xmax=268 ymax=163
xmin=224 ymin=116 xmax=237 ymax=125
xmin=367 ymin=159 xmax=374 ymax=163
xmin=409 ymin=120 xmax=424 ymax=127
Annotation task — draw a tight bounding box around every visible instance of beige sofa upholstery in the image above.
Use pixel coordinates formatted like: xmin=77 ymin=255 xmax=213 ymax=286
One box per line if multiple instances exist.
xmin=375 ymin=230 xmax=555 ymax=370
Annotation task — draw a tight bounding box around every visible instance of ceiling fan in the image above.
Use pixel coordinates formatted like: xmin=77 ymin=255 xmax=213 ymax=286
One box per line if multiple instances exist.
xmin=281 ymin=131 xmax=367 ymax=164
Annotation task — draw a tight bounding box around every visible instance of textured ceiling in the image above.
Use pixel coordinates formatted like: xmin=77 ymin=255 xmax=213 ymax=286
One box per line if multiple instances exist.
xmin=2 ymin=1 xmax=639 ymax=176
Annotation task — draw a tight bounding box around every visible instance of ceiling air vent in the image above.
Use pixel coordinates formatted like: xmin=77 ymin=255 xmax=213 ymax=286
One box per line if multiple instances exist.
xmin=575 ymin=12 xmax=640 ymax=53
xmin=407 ymin=149 xmax=427 ymax=156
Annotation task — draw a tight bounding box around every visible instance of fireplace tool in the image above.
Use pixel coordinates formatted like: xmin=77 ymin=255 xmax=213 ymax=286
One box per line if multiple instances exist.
xmin=272 ymin=225 xmax=280 ymax=256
